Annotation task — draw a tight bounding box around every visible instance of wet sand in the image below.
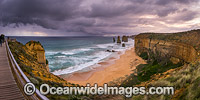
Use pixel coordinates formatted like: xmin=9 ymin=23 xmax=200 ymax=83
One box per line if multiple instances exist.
xmin=61 ymin=48 xmax=146 ymax=86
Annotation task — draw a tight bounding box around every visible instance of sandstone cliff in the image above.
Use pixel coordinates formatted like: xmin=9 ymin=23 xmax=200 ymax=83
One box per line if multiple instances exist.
xmin=8 ymin=41 xmax=75 ymax=87
xmin=8 ymin=40 xmax=81 ymax=99
xmin=135 ymin=29 xmax=200 ymax=64
xmin=131 ymin=29 xmax=200 ymax=100
xmin=25 ymin=41 xmax=49 ymax=71
xmin=117 ymin=36 xmax=121 ymax=44
xmin=122 ymin=35 xmax=128 ymax=42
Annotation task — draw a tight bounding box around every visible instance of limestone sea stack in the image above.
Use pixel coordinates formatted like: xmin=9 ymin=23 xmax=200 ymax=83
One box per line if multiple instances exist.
xmin=113 ymin=37 xmax=116 ymax=43
xmin=122 ymin=43 xmax=125 ymax=47
xmin=122 ymin=35 xmax=128 ymax=42
xmin=117 ymin=36 xmax=121 ymax=44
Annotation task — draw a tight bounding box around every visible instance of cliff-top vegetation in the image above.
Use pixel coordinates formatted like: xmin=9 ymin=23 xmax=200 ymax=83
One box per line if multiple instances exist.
xmin=8 ymin=41 xmax=83 ymax=99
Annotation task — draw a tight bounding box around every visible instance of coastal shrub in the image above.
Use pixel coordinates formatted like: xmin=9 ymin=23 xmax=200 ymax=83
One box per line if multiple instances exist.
xmin=121 ymin=57 xmax=183 ymax=87
xmin=179 ymin=77 xmax=200 ymax=99
xmin=174 ymin=75 xmax=191 ymax=89
xmin=46 ymin=59 xmax=49 ymax=65
xmin=136 ymin=64 xmax=146 ymax=73
xmin=137 ymin=61 xmax=182 ymax=82
xmin=29 ymin=72 xmax=34 ymax=77
xmin=43 ymin=74 xmax=46 ymax=77
xmin=18 ymin=62 xmax=33 ymax=73
xmin=37 ymin=72 xmax=40 ymax=76
xmin=139 ymin=52 xmax=148 ymax=60
xmin=132 ymin=95 xmax=146 ymax=100
xmin=166 ymin=76 xmax=181 ymax=83
xmin=120 ymin=74 xmax=140 ymax=87
xmin=34 ymin=76 xmax=43 ymax=83
xmin=152 ymin=79 xmax=172 ymax=86
xmin=30 ymin=77 xmax=39 ymax=85
xmin=131 ymin=60 xmax=200 ymax=100
xmin=9 ymin=41 xmax=36 ymax=63
xmin=191 ymin=77 xmax=200 ymax=98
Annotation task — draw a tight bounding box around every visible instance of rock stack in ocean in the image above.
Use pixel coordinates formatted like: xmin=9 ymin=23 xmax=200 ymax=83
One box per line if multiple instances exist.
xmin=122 ymin=43 xmax=125 ymax=47
xmin=122 ymin=35 xmax=128 ymax=42
xmin=117 ymin=36 xmax=121 ymax=44
xmin=113 ymin=37 xmax=116 ymax=43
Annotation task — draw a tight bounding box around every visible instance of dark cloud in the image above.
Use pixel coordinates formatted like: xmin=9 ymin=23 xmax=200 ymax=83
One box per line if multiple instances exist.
xmin=174 ymin=10 xmax=198 ymax=22
xmin=156 ymin=7 xmax=178 ymax=17
xmin=155 ymin=0 xmax=199 ymax=5
xmin=87 ymin=1 xmax=131 ymax=18
xmin=0 ymin=0 xmax=82 ymax=28
xmin=0 ymin=0 xmax=199 ymax=36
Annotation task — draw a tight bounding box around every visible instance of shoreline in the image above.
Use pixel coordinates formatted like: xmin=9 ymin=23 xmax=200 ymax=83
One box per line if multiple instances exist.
xmin=61 ymin=47 xmax=146 ymax=86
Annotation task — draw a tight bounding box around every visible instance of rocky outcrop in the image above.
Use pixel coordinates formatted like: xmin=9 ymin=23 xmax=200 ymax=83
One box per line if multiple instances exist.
xmin=117 ymin=36 xmax=121 ymax=44
xmin=8 ymin=40 xmax=74 ymax=87
xmin=122 ymin=35 xmax=128 ymax=42
xmin=122 ymin=43 xmax=125 ymax=47
xmin=25 ymin=41 xmax=49 ymax=71
xmin=135 ymin=30 xmax=200 ymax=64
xmin=113 ymin=37 xmax=116 ymax=43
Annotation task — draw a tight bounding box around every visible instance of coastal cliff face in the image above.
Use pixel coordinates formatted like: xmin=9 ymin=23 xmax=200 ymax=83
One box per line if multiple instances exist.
xmin=130 ymin=29 xmax=200 ymax=100
xmin=135 ymin=30 xmax=200 ymax=64
xmin=9 ymin=40 xmax=80 ymax=99
xmin=8 ymin=41 xmax=75 ymax=87
xmin=25 ymin=41 xmax=46 ymax=64
xmin=25 ymin=41 xmax=49 ymax=72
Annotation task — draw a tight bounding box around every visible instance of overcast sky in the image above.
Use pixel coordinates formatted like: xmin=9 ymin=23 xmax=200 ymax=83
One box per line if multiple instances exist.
xmin=0 ymin=0 xmax=200 ymax=36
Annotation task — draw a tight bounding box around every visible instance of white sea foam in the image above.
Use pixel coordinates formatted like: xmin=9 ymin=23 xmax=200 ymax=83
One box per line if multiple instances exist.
xmin=54 ymin=56 xmax=66 ymax=58
xmin=46 ymin=51 xmax=59 ymax=55
xmin=52 ymin=51 xmax=112 ymax=75
xmin=46 ymin=48 xmax=93 ymax=56
xmin=61 ymin=52 xmax=75 ymax=55
xmin=96 ymin=43 xmax=114 ymax=48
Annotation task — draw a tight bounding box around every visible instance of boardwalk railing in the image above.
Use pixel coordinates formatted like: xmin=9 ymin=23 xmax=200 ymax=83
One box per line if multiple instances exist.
xmin=5 ymin=39 xmax=49 ymax=100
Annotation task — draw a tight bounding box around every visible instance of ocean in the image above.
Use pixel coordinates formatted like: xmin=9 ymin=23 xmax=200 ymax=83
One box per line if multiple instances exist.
xmin=12 ymin=36 xmax=134 ymax=75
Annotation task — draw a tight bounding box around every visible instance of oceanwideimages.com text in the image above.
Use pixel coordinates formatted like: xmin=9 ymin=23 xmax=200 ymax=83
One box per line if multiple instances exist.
xmin=24 ymin=83 xmax=174 ymax=97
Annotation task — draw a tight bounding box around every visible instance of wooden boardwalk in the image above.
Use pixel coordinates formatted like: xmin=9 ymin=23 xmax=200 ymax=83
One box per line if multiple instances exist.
xmin=0 ymin=43 xmax=25 ymax=100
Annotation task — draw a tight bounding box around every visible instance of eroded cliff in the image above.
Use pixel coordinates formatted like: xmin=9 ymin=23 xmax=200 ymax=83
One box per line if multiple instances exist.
xmin=135 ymin=29 xmax=200 ymax=64
xmin=8 ymin=41 xmax=76 ymax=87
xmin=25 ymin=41 xmax=49 ymax=71
xmin=131 ymin=29 xmax=200 ymax=100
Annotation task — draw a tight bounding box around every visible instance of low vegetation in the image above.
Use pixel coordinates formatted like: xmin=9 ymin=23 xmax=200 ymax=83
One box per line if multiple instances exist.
xmin=132 ymin=61 xmax=200 ymax=100
xmin=120 ymin=53 xmax=182 ymax=87
xmin=8 ymin=41 xmax=84 ymax=100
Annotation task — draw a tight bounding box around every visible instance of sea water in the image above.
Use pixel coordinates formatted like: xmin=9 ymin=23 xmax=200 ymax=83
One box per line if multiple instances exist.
xmin=12 ymin=36 xmax=134 ymax=75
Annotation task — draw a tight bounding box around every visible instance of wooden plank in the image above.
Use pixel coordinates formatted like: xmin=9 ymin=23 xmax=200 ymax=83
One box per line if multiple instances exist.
xmin=0 ymin=43 xmax=24 ymax=100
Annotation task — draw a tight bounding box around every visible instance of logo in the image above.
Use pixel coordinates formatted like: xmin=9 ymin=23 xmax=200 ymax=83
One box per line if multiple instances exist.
xmin=24 ymin=83 xmax=36 ymax=95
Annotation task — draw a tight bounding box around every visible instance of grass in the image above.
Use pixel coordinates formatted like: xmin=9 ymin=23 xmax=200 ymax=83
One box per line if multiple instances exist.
xmin=139 ymin=52 xmax=148 ymax=60
xmin=120 ymin=58 xmax=182 ymax=87
xmin=138 ymin=60 xmax=182 ymax=82
xmin=132 ymin=61 xmax=200 ymax=100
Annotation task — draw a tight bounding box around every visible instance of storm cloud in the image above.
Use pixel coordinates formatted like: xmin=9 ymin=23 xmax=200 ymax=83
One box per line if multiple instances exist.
xmin=0 ymin=0 xmax=200 ymax=36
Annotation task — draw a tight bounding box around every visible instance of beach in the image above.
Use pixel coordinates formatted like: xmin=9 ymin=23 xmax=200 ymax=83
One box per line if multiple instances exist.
xmin=61 ymin=47 xmax=146 ymax=86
